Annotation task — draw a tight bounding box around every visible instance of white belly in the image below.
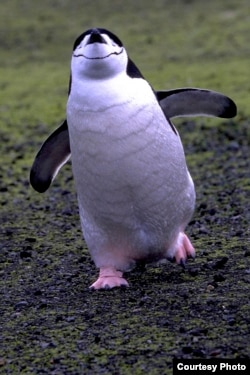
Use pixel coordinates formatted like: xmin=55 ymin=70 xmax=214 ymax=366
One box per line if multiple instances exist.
xmin=67 ymin=77 xmax=195 ymax=269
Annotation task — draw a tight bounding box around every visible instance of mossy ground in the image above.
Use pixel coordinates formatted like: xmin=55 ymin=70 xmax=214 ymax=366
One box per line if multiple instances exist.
xmin=0 ymin=1 xmax=249 ymax=374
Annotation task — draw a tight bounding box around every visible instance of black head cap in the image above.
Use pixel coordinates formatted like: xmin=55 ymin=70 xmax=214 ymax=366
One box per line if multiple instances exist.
xmin=73 ymin=28 xmax=123 ymax=51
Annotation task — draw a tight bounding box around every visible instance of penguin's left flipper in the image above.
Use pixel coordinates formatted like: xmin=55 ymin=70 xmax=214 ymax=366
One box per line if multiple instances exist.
xmin=30 ymin=119 xmax=71 ymax=193
xmin=157 ymin=88 xmax=237 ymax=119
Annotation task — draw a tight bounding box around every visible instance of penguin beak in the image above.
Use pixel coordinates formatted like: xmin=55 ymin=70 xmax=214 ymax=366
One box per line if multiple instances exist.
xmin=86 ymin=29 xmax=107 ymax=45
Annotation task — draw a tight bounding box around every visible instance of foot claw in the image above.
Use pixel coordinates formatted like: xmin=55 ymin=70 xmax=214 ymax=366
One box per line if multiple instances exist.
xmin=172 ymin=232 xmax=195 ymax=265
xmin=179 ymin=258 xmax=186 ymax=269
xmin=89 ymin=267 xmax=129 ymax=290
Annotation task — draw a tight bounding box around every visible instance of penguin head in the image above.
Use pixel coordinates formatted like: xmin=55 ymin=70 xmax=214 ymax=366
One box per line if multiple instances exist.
xmin=71 ymin=28 xmax=128 ymax=79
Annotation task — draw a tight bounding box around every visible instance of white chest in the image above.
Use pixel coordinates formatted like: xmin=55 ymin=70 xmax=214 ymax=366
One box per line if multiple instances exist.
xmin=67 ymin=73 xmax=179 ymax=160
xmin=67 ymin=74 xmax=188 ymax=222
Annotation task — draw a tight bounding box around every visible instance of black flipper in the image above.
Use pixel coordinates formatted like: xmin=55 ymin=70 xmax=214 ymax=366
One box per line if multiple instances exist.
xmin=30 ymin=89 xmax=237 ymax=192
xmin=30 ymin=119 xmax=71 ymax=193
xmin=157 ymin=88 xmax=237 ymax=119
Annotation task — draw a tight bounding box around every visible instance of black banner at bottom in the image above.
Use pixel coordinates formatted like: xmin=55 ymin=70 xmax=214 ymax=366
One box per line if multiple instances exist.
xmin=173 ymin=359 xmax=249 ymax=375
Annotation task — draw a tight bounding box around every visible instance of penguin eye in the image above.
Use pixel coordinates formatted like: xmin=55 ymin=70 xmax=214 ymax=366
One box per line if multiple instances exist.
xmin=76 ymin=40 xmax=85 ymax=49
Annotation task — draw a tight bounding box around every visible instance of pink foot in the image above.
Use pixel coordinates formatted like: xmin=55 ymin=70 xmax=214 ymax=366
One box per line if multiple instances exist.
xmin=174 ymin=232 xmax=195 ymax=265
xmin=89 ymin=267 xmax=129 ymax=290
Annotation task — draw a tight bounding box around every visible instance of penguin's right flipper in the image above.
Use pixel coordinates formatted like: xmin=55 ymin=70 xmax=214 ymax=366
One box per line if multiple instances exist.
xmin=30 ymin=119 xmax=71 ymax=193
xmin=157 ymin=88 xmax=237 ymax=119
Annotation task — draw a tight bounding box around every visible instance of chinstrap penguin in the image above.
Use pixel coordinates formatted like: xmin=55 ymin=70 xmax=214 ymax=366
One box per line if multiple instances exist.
xmin=30 ymin=28 xmax=237 ymax=289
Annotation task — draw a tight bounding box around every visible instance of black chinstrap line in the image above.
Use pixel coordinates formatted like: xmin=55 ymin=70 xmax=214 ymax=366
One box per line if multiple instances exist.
xmin=73 ymin=48 xmax=124 ymax=60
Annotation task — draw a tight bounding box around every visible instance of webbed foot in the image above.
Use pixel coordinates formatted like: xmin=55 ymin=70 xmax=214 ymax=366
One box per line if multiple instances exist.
xmin=90 ymin=267 xmax=129 ymax=290
xmin=174 ymin=232 xmax=195 ymax=266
